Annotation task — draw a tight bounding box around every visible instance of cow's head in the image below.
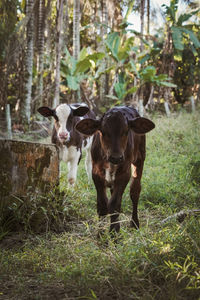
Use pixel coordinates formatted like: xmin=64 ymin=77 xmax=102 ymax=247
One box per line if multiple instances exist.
xmin=76 ymin=108 xmax=155 ymax=164
xmin=38 ymin=103 xmax=89 ymax=143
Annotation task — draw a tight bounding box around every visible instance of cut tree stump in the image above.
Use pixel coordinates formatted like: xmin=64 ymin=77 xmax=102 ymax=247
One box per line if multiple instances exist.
xmin=0 ymin=139 xmax=59 ymax=200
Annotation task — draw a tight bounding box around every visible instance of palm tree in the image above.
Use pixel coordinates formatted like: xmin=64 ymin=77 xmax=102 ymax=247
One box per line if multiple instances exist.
xmin=140 ymin=0 xmax=145 ymax=52
xmin=99 ymin=0 xmax=108 ymax=108
xmin=147 ymin=0 xmax=150 ymax=37
xmin=73 ymin=0 xmax=80 ymax=60
xmin=22 ymin=0 xmax=35 ymax=124
xmin=36 ymin=0 xmax=45 ymax=108
xmin=53 ymin=0 xmax=65 ymax=108
xmin=72 ymin=0 xmax=80 ymax=101
xmin=0 ymin=0 xmax=19 ymax=110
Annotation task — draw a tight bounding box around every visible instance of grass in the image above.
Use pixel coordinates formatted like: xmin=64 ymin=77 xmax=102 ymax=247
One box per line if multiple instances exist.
xmin=0 ymin=111 xmax=200 ymax=299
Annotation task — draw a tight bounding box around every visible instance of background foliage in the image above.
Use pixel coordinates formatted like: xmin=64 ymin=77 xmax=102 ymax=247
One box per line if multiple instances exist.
xmin=0 ymin=0 xmax=199 ymax=127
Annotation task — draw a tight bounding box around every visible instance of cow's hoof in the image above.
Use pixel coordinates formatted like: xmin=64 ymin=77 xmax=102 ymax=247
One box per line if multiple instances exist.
xmin=109 ymin=223 xmax=120 ymax=234
xmin=130 ymin=219 xmax=139 ymax=230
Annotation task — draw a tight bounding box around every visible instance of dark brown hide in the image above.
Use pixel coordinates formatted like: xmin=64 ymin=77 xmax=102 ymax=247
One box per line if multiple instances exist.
xmin=76 ymin=106 xmax=155 ymax=233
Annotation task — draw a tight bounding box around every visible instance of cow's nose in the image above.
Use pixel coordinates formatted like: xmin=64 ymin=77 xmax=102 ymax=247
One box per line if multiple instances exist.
xmin=59 ymin=132 xmax=68 ymax=140
xmin=109 ymin=154 xmax=124 ymax=165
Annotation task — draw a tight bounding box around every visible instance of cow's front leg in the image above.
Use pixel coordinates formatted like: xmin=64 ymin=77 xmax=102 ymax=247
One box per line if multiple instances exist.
xmin=130 ymin=160 xmax=144 ymax=229
xmin=67 ymin=146 xmax=81 ymax=185
xmin=108 ymin=191 xmax=122 ymax=233
xmin=92 ymin=170 xmax=108 ymax=236
xmin=108 ymin=175 xmax=130 ymax=233
xmin=92 ymin=172 xmax=108 ymax=216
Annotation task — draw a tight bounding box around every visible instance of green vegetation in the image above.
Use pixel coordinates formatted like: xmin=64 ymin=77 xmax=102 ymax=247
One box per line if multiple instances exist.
xmin=1 ymin=0 xmax=200 ymax=125
xmin=0 ymin=111 xmax=200 ymax=299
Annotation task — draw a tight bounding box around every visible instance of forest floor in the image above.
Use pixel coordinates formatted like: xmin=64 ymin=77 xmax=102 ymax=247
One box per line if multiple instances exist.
xmin=0 ymin=111 xmax=200 ymax=300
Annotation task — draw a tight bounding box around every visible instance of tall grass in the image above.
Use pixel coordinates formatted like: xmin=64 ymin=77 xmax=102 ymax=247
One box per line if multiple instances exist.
xmin=0 ymin=111 xmax=199 ymax=299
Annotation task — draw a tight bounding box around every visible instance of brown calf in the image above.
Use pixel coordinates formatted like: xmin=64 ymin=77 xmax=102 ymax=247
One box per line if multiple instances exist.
xmin=76 ymin=106 xmax=155 ymax=232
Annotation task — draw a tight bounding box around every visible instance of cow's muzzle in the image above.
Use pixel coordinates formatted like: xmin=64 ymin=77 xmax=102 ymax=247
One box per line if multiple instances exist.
xmin=58 ymin=132 xmax=69 ymax=142
xmin=108 ymin=154 xmax=124 ymax=165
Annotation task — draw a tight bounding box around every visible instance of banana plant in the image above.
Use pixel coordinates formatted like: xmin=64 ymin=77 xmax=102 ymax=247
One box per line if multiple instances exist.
xmin=162 ymin=0 xmax=200 ymax=53
xmin=102 ymin=30 xmax=138 ymax=102
xmin=103 ymin=30 xmax=176 ymax=103
xmin=61 ymin=47 xmax=105 ymax=91
xmin=161 ymin=0 xmax=200 ymax=104
xmin=139 ymin=66 xmax=176 ymax=88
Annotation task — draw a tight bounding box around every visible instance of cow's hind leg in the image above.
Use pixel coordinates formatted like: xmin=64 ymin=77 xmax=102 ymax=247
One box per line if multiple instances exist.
xmin=130 ymin=160 xmax=144 ymax=229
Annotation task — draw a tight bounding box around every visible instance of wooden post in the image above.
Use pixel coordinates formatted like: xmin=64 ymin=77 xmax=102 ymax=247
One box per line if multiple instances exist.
xmin=164 ymin=101 xmax=171 ymax=117
xmin=139 ymin=99 xmax=144 ymax=117
xmin=190 ymin=96 xmax=195 ymax=112
xmin=6 ymin=104 xmax=12 ymax=139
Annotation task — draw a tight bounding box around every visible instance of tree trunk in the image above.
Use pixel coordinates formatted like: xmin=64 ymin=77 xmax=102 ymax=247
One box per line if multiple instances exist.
xmin=147 ymin=0 xmax=150 ymax=37
xmin=45 ymin=0 xmax=54 ymax=107
xmin=161 ymin=25 xmax=174 ymax=115
xmin=73 ymin=0 xmax=80 ymax=101
xmin=99 ymin=0 xmax=108 ymax=108
xmin=140 ymin=0 xmax=145 ymax=52
xmin=22 ymin=0 xmax=35 ymax=124
xmin=63 ymin=0 xmax=69 ymax=48
xmin=53 ymin=0 xmax=65 ymax=108
xmin=36 ymin=0 xmax=45 ymax=108
xmin=73 ymin=0 xmax=80 ymax=60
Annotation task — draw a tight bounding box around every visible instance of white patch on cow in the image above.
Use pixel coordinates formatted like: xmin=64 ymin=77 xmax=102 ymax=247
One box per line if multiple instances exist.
xmin=56 ymin=104 xmax=71 ymax=142
xmin=70 ymin=103 xmax=88 ymax=110
xmin=83 ymin=137 xmax=93 ymax=180
xmin=131 ymin=164 xmax=137 ymax=178
xmin=59 ymin=145 xmax=68 ymax=162
xmin=59 ymin=145 xmax=81 ymax=185
xmin=83 ymin=136 xmax=92 ymax=150
xmin=105 ymin=164 xmax=117 ymax=185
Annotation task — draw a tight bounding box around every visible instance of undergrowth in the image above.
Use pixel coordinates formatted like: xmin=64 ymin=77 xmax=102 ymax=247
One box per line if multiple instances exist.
xmin=0 ymin=111 xmax=199 ymax=299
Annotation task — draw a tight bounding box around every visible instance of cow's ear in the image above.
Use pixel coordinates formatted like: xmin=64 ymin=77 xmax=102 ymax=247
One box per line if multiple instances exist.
xmin=76 ymin=119 xmax=101 ymax=135
xmin=71 ymin=104 xmax=89 ymax=117
xmin=38 ymin=106 xmax=55 ymax=118
xmin=128 ymin=117 xmax=155 ymax=134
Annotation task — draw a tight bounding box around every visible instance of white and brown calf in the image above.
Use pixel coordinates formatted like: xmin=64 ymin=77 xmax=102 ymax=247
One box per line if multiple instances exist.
xmin=38 ymin=103 xmax=95 ymax=185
